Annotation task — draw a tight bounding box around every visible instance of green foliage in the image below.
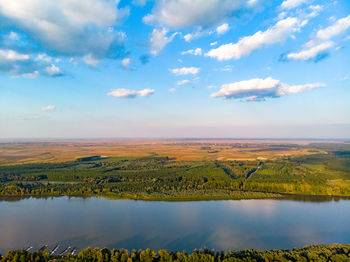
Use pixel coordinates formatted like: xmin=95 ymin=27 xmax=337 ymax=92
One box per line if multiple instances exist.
xmin=0 ymin=147 xmax=349 ymax=200
xmin=1 ymin=244 xmax=349 ymax=262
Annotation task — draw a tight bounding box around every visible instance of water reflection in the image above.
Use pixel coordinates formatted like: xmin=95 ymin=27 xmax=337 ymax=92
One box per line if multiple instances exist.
xmin=1 ymin=194 xmax=349 ymax=203
xmin=0 ymin=197 xmax=349 ymax=254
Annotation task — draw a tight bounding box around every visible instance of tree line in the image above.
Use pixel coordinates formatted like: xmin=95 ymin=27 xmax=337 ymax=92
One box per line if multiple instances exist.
xmin=1 ymin=244 xmax=349 ymax=262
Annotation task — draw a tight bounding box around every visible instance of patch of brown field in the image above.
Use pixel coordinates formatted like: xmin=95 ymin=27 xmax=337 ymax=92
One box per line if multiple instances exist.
xmin=0 ymin=139 xmax=345 ymax=165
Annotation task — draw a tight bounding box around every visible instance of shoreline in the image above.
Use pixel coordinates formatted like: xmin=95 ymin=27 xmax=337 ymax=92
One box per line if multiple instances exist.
xmin=1 ymin=244 xmax=349 ymax=261
xmin=1 ymin=191 xmax=350 ymax=202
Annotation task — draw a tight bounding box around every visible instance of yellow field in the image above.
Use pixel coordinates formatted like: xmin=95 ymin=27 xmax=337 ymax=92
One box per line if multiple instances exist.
xmin=0 ymin=139 xmax=337 ymax=165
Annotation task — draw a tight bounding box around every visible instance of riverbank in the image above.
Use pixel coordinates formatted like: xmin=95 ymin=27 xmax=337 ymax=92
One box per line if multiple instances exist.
xmin=1 ymin=151 xmax=349 ymax=201
xmin=0 ymin=189 xmax=284 ymax=201
xmin=1 ymin=244 xmax=349 ymax=261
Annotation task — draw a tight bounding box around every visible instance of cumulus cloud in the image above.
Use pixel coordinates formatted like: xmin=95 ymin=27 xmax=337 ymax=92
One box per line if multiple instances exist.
xmin=0 ymin=0 xmax=129 ymax=60
xmin=280 ymin=0 xmax=308 ymax=10
xmin=22 ymin=70 xmax=39 ymax=79
xmin=45 ymin=64 xmax=61 ymax=76
xmin=150 ymin=28 xmax=177 ymax=55
xmin=210 ymin=41 xmax=218 ymax=46
xmin=36 ymin=53 xmax=52 ymax=63
xmin=313 ymin=15 xmax=350 ymax=40
xmin=143 ymin=0 xmax=256 ymax=43
xmin=181 ymin=48 xmax=202 ymax=55
xmin=177 ymin=79 xmax=191 ymax=86
xmin=286 ymin=42 xmax=333 ymax=61
xmin=170 ymin=67 xmax=200 ymax=75
xmin=205 ymin=17 xmax=303 ymax=61
xmin=143 ymin=0 xmax=251 ymax=29
xmin=287 ymin=15 xmax=350 ymax=61
xmin=41 ymin=105 xmax=56 ymax=112
xmin=83 ymin=54 xmax=100 ymax=67
xmin=183 ymin=30 xmax=204 ymax=42
xmin=107 ymin=88 xmax=155 ymax=98
xmin=0 ymin=49 xmax=42 ymax=77
xmin=121 ymin=58 xmax=131 ymax=68
xmin=0 ymin=49 xmax=29 ymax=61
xmin=216 ymin=23 xmax=230 ymax=35
xmin=307 ymin=5 xmax=323 ymax=19
xmin=211 ymin=77 xmax=325 ymax=101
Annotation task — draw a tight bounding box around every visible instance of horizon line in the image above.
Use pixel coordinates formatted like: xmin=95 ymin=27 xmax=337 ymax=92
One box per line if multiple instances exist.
xmin=0 ymin=137 xmax=349 ymax=142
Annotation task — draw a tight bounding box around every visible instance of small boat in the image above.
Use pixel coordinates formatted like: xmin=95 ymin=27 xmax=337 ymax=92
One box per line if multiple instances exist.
xmin=59 ymin=246 xmax=71 ymax=256
xmin=38 ymin=245 xmax=47 ymax=252
xmin=70 ymin=247 xmax=77 ymax=256
xmin=25 ymin=246 xmax=33 ymax=252
xmin=50 ymin=245 xmax=59 ymax=256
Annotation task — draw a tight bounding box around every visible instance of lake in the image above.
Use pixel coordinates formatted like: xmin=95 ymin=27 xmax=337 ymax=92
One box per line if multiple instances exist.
xmin=0 ymin=196 xmax=349 ymax=255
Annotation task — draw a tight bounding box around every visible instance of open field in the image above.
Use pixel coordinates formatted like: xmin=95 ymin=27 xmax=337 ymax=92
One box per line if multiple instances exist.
xmin=0 ymin=139 xmax=343 ymax=165
xmin=0 ymin=140 xmax=349 ymax=200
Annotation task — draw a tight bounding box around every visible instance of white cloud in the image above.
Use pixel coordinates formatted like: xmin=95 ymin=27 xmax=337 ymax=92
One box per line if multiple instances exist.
xmin=137 ymin=88 xmax=155 ymax=97
xmin=8 ymin=31 xmax=19 ymax=40
xmin=216 ymin=23 xmax=229 ymax=35
xmin=0 ymin=49 xmax=29 ymax=61
xmin=36 ymin=53 xmax=52 ymax=63
xmin=0 ymin=0 xmax=129 ymax=59
xmin=281 ymin=0 xmax=308 ymax=10
xmin=211 ymin=77 xmax=324 ymax=101
xmin=45 ymin=64 xmax=61 ymax=76
xmin=22 ymin=70 xmax=39 ymax=79
xmin=41 ymin=105 xmax=56 ymax=112
xmin=83 ymin=54 xmax=100 ymax=67
xmin=210 ymin=41 xmax=218 ymax=46
xmin=307 ymin=5 xmax=323 ymax=18
xmin=170 ymin=67 xmax=200 ymax=75
xmin=150 ymin=28 xmax=177 ymax=55
xmin=247 ymin=0 xmax=259 ymax=7
xmin=215 ymin=65 xmax=233 ymax=72
xmin=183 ymin=30 xmax=203 ymax=42
xmin=181 ymin=48 xmax=202 ymax=55
xmin=316 ymin=15 xmax=350 ymax=41
xmin=287 ymin=41 xmax=333 ymax=60
xmin=177 ymin=79 xmax=191 ymax=86
xmin=207 ymin=85 xmax=217 ymax=89
xmin=169 ymin=88 xmax=176 ymax=92
xmin=0 ymin=49 xmax=59 ymax=78
xmin=121 ymin=58 xmax=131 ymax=68
xmin=107 ymin=88 xmax=155 ymax=98
xmin=143 ymin=0 xmax=250 ymax=29
xmin=205 ymin=17 xmax=302 ymax=61
xmin=287 ymin=15 xmax=350 ymax=61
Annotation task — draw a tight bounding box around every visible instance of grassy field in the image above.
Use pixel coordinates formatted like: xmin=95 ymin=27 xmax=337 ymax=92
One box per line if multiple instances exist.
xmin=0 ymin=139 xmax=335 ymax=165
xmin=0 ymin=140 xmax=349 ymax=200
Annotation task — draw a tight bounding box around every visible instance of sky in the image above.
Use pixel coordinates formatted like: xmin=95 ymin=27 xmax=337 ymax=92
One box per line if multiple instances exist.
xmin=0 ymin=0 xmax=349 ymax=139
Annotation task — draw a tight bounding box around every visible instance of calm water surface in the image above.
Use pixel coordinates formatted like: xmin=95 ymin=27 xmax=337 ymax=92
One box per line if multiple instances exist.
xmin=0 ymin=197 xmax=349 ymax=254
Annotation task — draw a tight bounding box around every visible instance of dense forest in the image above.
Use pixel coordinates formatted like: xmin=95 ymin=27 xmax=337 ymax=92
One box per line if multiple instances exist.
xmin=0 ymin=144 xmax=349 ymax=200
xmin=1 ymin=244 xmax=349 ymax=262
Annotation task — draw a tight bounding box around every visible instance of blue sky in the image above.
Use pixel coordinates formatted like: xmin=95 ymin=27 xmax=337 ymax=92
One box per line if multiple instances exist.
xmin=0 ymin=0 xmax=349 ymax=139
